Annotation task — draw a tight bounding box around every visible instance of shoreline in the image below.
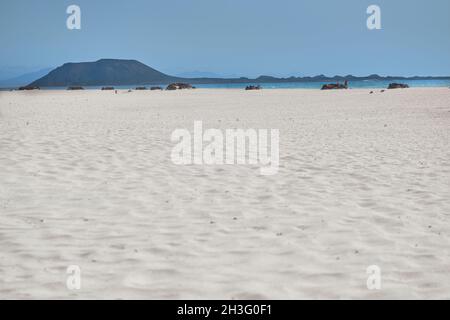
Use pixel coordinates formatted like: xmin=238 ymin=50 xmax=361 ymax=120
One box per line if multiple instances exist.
xmin=1 ymin=87 xmax=449 ymax=94
xmin=2 ymin=80 xmax=450 ymax=92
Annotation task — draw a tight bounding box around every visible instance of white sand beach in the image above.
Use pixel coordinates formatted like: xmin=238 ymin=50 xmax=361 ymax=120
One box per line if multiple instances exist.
xmin=0 ymin=88 xmax=449 ymax=299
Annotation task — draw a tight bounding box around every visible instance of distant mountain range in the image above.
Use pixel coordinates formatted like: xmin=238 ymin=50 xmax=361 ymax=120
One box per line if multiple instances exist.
xmin=25 ymin=59 xmax=450 ymax=88
xmin=0 ymin=67 xmax=53 ymax=87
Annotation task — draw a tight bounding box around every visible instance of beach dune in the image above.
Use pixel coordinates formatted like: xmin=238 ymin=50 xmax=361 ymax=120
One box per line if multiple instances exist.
xmin=0 ymin=88 xmax=450 ymax=299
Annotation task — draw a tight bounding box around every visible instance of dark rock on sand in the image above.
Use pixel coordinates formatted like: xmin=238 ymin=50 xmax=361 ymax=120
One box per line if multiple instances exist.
xmin=18 ymin=86 xmax=40 ymax=90
xmin=388 ymin=83 xmax=409 ymax=89
xmin=166 ymin=83 xmax=194 ymax=90
xmin=245 ymin=85 xmax=262 ymax=90
xmin=135 ymin=86 xmax=147 ymax=90
xmin=67 ymin=86 xmax=84 ymax=90
xmin=101 ymin=86 xmax=114 ymax=90
xmin=150 ymin=86 xmax=163 ymax=91
xmin=321 ymin=80 xmax=349 ymax=90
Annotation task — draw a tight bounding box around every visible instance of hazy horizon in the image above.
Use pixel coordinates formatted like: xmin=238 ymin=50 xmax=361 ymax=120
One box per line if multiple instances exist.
xmin=1 ymin=0 xmax=450 ymax=80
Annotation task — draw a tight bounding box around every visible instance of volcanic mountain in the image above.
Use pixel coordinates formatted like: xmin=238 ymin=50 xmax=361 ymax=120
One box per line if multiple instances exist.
xmin=29 ymin=59 xmax=179 ymax=87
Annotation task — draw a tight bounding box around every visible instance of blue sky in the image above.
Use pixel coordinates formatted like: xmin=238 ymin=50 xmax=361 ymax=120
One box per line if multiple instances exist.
xmin=1 ymin=0 xmax=449 ymax=79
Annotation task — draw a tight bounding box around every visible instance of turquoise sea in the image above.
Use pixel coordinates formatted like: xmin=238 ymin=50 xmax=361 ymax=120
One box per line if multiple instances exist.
xmin=193 ymin=79 xmax=450 ymax=89
xmin=1 ymin=79 xmax=450 ymax=91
